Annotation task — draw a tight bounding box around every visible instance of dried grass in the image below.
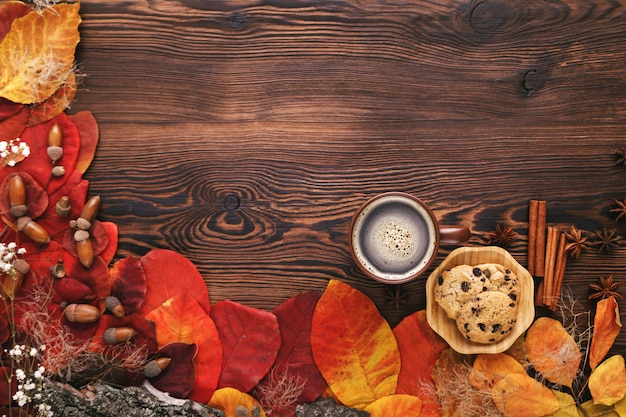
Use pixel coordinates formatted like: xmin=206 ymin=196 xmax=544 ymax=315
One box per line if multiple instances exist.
xmin=254 ymin=367 xmax=306 ymax=416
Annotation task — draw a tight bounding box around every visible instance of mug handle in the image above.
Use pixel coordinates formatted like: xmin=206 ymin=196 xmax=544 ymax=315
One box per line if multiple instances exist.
xmin=439 ymin=226 xmax=471 ymax=245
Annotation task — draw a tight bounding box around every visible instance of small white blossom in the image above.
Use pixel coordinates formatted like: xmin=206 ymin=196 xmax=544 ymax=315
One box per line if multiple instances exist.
xmin=15 ymin=369 xmax=25 ymax=381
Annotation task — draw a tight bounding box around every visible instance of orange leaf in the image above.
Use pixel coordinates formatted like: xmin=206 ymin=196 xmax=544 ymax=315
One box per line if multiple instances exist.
xmin=208 ymin=387 xmax=266 ymax=417
xmin=469 ymin=353 xmax=527 ymax=392
xmin=526 ymin=317 xmax=581 ymax=387
xmin=311 ymin=279 xmax=400 ymax=409
xmin=69 ymin=110 xmax=99 ymax=174
xmin=589 ymin=297 xmax=622 ymax=370
xmin=0 ymin=4 xmax=81 ymax=104
xmin=363 ymin=394 xmax=422 ymax=417
xmin=145 ymin=292 xmax=222 ymax=403
xmin=393 ymin=310 xmax=447 ymax=416
xmin=589 ymin=355 xmax=626 ymax=406
xmin=491 ymin=373 xmax=560 ymax=417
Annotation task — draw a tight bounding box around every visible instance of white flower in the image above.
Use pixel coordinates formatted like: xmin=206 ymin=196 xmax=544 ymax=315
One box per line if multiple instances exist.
xmin=30 ymin=347 xmax=38 ymax=357
xmin=15 ymin=369 xmax=25 ymax=381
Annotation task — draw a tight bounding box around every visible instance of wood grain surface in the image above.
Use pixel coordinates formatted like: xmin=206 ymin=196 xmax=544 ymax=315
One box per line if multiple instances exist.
xmin=70 ymin=0 xmax=626 ymax=354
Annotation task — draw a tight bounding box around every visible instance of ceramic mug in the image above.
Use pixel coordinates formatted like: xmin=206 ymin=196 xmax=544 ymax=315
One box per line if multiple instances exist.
xmin=349 ymin=192 xmax=470 ymax=284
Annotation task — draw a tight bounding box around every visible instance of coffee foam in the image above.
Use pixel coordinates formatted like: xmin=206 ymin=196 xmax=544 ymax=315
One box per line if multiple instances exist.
xmin=351 ymin=195 xmax=437 ymax=281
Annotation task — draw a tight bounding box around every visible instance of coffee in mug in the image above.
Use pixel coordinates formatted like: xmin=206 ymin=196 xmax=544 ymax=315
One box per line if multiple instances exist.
xmin=349 ymin=192 xmax=470 ymax=284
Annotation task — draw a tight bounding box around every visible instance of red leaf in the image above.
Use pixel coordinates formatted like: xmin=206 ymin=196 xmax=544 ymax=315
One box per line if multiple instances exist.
xmin=97 ymin=221 xmax=118 ymax=265
xmin=61 ymin=220 xmax=113 ymax=261
xmin=0 ymin=2 xmax=30 ymax=42
xmin=394 ymin=310 xmax=448 ymax=416
xmin=26 ymin=73 xmax=77 ymax=126
xmin=145 ymin=292 xmax=222 ymax=402
xmin=109 ymin=256 xmax=147 ymax=316
xmin=0 ymin=105 xmax=28 ymax=141
xmin=253 ymin=291 xmax=326 ymax=417
xmin=0 ymin=97 xmax=23 ymax=120
xmin=0 ymin=367 xmax=16 ymax=406
xmin=0 ymin=171 xmax=49 ymax=221
xmin=0 ymin=316 xmax=8 ymax=345
xmin=69 ymin=110 xmax=99 ymax=174
xmin=149 ymin=342 xmax=198 ymax=399
xmin=138 ymin=249 xmax=211 ymax=316
xmin=211 ymin=300 xmax=281 ymax=392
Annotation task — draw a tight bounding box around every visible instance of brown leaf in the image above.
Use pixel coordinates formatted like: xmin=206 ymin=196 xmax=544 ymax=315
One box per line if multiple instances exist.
xmin=491 ymin=373 xmax=560 ymax=417
xmin=0 ymin=4 xmax=81 ymax=104
xmin=589 ymin=355 xmax=626 ymax=406
xmin=589 ymin=297 xmax=622 ymax=370
xmin=526 ymin=317 xmax=581 ymax=387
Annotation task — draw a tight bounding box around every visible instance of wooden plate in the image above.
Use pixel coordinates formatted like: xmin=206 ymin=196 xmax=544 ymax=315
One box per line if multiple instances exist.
xmin=426 ymin=246 xmax=535 ymax=354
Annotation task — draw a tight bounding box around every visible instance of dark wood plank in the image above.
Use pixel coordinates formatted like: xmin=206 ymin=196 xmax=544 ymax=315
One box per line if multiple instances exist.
xmin=70 ymin=0 xmax=626 ymax=354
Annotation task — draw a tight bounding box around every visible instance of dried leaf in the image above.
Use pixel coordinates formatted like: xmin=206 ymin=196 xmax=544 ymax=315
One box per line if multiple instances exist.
xmin=545 ymin=391 xmax=579 ymax=417
xmin=0 ymin=171 xmax=48 ymax=221
xmin=469 ymin=353 xmax=527 ymax=392
xmin=97 ymin=221 xmax=118 ymax=265
xmin=580 ymin=398 xmax=619 ymax=417
xmin=109 ymin=256 xmax=147 ymax=316
xmin=208 ymin=387 xmax=267 ymax=417
xmin=149 ymin=342 xmax=198 ymax=399
xmin=363 ymin=394 xmax=423 ymax=417
xmin=491 ymin=373 xmax=561 ymax=417
xmin=69 ymin=110 xmax=99 ymax=173
xmin=27 ymin=71 xmax=77 ymax=126
xmin=0 ymin=4 xmax=81 ymax=104
xmin=138 ymin=248 xmax=211 ymax=316
xmin=526 ymin=317 xmax=581 ymax=387
xmin=393 ymin=309 xmax=447 ymax=416
xmin=0 ymin=104 xmax=28 ymax=141
xmin=253 ymin=291 xmax=326 ymax=417
xmin=589 ymin=297 xmax=622 ymax=370
xmin=589 ymin=355 xmax=626 ymax=406
xmin=0 ymin=2 xmax=30 ymax=42
xmin=145 ymin=292 xmax=222 ymax=403
xmin=311 ymin=279 xmax=400 ymax=409
xmin=211 ymin=300 xmax=280 ymax=392
xmin=615 ymin=394 xmax=626 ymax=416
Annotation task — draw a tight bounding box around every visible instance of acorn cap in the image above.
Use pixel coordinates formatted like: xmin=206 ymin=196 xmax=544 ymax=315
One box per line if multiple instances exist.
xmin=47 ymin=146 xmax=63 ymax=163
xmin=74 ymin=229 xmax=90 ymax=242
xmin=144 ymin=357 xmax=171 ymax=378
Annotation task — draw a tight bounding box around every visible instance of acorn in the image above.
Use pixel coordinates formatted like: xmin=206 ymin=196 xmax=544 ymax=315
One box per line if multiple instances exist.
xmin=76 ymin=238 xmax=94 ymax=269
xmin=17 ymin=217 xmax=50 ymax=245
xmin=144 ymin=357 xmax=171 ymax=378
xmin=0 ymin=259 xmax=30 ymax=299
xmin=64 ymin=303 xmax=100 ymax=323
xmin=79 ymin=196 xmax=101 ymax=225
xmin=55 ymin=196 xmax=72 ymax=217
xmin=47 ymin=123 xmax=63 ymax=163
xmin=8 ymin=174 xmax=27 ymax=218
xmin=51 ymin=165 xmax=65 ymax=177
xmin=105 ymin=296 xmax=125 ymax=317
xmin=50 ymin=260 xmax=66 ymax=279
xmin=103 ymin=327 xmax=137 ymax=344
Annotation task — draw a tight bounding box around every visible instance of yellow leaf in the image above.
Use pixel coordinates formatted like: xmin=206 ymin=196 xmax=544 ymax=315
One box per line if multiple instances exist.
xmin=311 ymin=279 xmax=400 ymax=409
xmin=581 ymin=398 xmax=620 ymax=417
xmin=0 ymin=3 xmax=81 ymax=104
xmin=208 ymin=387 xmax=266 ymax=417
xmin=363 ymin=394 xmax=422 ymax=417
xmin=469 ymin=353 xmax=527 ymax=391
xmin=589 ymin=297 xmax=622 ymax=370
xmin=545 ymin=391 xmax=582 ymax=417
xmin=615 ymin=394 xmax=626 ymax=416
xmin=526 ymin=317 xmax=581 ymax=387
xmin=491 ymin=373 xmax=560 ymax=417
xmin=589 ymin=355 xmax=626 ymax=406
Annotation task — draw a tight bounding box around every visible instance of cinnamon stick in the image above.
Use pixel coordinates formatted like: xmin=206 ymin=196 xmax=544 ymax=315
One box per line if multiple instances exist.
xmin=528 ymin=200 xmax=539 ymax=276
xmin=534 ymin=200 xmax=547 ymax=277
xmin=542 ymin=226 xmax=559 ymax=306
xmin=550 ymin=232 xmax=568 ymax=311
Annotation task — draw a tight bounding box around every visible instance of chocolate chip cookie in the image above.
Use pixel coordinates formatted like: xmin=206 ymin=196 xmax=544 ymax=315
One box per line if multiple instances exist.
xmin=455 ymin=290 xmax=519 ymax=344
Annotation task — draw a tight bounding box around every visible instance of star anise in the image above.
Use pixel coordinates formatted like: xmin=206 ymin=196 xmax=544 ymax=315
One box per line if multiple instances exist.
xmin=589 ymin=275 xmax=623 ymax=301
xmin=614 ymin=146 xmax=626 ymax=168
xmin=385 ymin=285 xmax=409 ymax=312
xmin=488 ymin=224 xmax=517 ymax=247
xmin=589 ymin=228 xmax=622 ymax=254
xmin=564 ymin=225 xmax=589 ymax=259
xmin=610 ymin=197 xmax=626 ymax=222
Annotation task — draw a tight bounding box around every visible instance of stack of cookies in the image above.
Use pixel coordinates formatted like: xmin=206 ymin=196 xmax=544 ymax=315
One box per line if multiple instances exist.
xmin=433 ymin=263 xmax=520 ymax=344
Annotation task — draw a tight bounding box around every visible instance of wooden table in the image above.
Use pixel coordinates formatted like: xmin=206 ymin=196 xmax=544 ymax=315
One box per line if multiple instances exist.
xmin=71 ymin=0 xmax=626 ymax=354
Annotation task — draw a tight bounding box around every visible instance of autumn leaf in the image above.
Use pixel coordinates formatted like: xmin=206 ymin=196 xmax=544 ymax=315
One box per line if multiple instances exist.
xmin=148 ymin=342 xmax=198 ymax=399
xmin=492 ymin=373 xmax=561 ymax=417
xmin=589 ymin=355 xmax=626 ymax=406
xmin=69 ymin=110 xmax=99 ymax=173
xmin=545 ymin=391 xmax=579 ymax=417
xmin=469 ymin=353 xmax=527 ymax=392
xmin=363 ymin=394 xmax=422 ymax=417
xmin=145 ymin=292 xmax=222 ymax=403
xmin=0 ymin=104 xmax=28 ymax=142
xmin=27 ymin=71 xmax=77 ymax=126
xmin=393 ymin=309 xmax=447 ymax=417
xmin=37 ymin=169 xmax=89 ymax=238
xmin=526 ymin=317 xmax=581 ymax=387
xmin=109 ymin=256 xmax=147 ymax=316
xmin=253 ymin=291 xmax=326 ymax=417
xmin=209 ymin=387 xmax=267 ymax=417
xmin=589 ymin=297 xmax=622 ymax=370
xmin=138 ymin=248 xmax=211 ymax=316
xmin=0 ymin=3 xmax=81 ymax=104
xmin=210 ymin=300 xmax=281 ymax=392
xmin=311 ymin=279 xmax=400 ymax=409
